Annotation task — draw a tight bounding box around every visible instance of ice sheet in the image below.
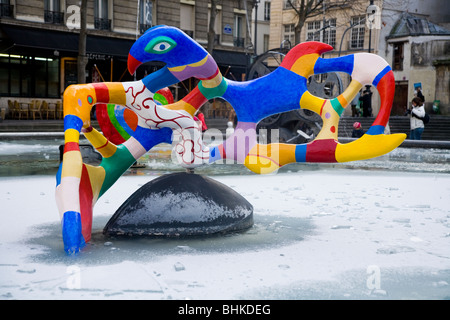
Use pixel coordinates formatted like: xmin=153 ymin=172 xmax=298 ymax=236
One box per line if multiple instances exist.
xmin=1 ymin=169 xmax=449 ymax=299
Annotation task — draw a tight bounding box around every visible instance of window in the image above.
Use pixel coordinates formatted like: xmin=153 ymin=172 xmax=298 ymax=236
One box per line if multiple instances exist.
xmin=140 ymin=0 xmax=155 ymax=34
xmin=393 ymin=42 xmax=404 ymax=71
xmin=0 ymin=54 xmax=59 ymax=98
xmin=323 ymin=19 xmax=336 ymax=47
xmin=264 ymin=1 xmax=270 ymax=21
xmin=283 ymin=24 xmax=295 ymax=44
xmin=180 ymin=3 xmax=195 ymax=38
xmin=94 ymin=0 xmax=111 ymax=31
xmin=306 ymin=19 xmax=336 ymax=47
xmin=263 ymin=34 xmax=270 ymax=52
xmin=0 ymin=57 xmax=8 ymax=94
xmin=0 ymin=0 xmax=13 ymax=18
xmin=35 ymin=59 xmax=48 ymax=97
xmin=10 ymin=56 xmax=20 ymax=96
xmin=44 ymin=0 xmax=63 ymax=24
xmin=284 ymin=0 xmax=298 ymax=10
xmin=307 ymin=20 xmax=321 ymax=41
xmin=350 ymin=16 xmax=365 ymax=49
xmin=20 ymin=57 xmax=32 ymax=97
xmin=234 ymin=14 xmax=245 ymax=48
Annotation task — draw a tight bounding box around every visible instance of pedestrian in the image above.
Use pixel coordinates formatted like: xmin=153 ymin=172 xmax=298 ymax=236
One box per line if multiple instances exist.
xmin=359 ymin=88 xmax=373 ymax=117
xmin=351 ymin=122 xmax=364 ymax=138
xmin=408 ymin=97 xmax=425 ymax=140
xmin=228 ymin=109 xmax=237 ymax=127
xmin=351 ymin=91 xmax=361 ymax=117
xmin=226 ymin=121 xmax=235 ymax=138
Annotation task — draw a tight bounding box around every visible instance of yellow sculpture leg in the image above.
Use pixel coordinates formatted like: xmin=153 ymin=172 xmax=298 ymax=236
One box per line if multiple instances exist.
xmin=341 ymin=80 xmax=363 ymax=106
xmin=335 ymin=133 xmax=407 ymax=162
xmin=244 ymin=143 xmax=297 ymax=174
xmin=83 ymin=164 xmax=106 ymax=205
xmin=83 ymin=127 xmax=118 ymax=158
xmin=299 ymin=91 xmax=325 ymax=115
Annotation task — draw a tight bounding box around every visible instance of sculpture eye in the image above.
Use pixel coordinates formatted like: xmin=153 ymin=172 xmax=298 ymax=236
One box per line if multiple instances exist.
xmin=153 ymin=41 xmax=172 ymax=52
xmin=145 ymin=36 xmax=177 ymax=54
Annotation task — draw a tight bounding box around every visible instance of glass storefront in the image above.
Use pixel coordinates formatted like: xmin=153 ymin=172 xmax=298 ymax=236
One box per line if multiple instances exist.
xmin=0 ymin=54 xmax=60 ymax=98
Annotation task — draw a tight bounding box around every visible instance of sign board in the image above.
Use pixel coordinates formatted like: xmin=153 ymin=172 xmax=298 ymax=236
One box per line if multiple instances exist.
xmin=224 ymin=24 xmax=232 ymax=35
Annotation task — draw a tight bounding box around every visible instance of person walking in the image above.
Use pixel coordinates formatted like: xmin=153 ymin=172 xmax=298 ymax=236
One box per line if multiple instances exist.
xmin=226 ymin=121 xmax=235 ymax=138
xmin=408 ymin=97 xmax=426 ymax=140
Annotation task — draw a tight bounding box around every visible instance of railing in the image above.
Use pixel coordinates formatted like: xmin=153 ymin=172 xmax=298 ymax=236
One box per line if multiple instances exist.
xmin=349 ymin=40 xmax=364 ymax=50
xmin=94 ymin=18 xmax=111 ymax=31
xmin=44 ymin=10 xmax=64 ymax=24
xmin=234 ymin=37 xmax=245 ymax=48
xmin=0 ymin=4 xmax=13 ymax=18
xmin=140 ymin=23 xmax=152 ymax=34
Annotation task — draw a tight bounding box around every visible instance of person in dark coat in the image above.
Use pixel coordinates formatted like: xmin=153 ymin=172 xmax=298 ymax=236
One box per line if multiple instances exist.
xmin=359 ymin=89 xmax=373 ymax=117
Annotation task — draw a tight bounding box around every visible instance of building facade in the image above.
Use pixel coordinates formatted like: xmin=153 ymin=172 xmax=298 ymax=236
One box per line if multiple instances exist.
xmin=0 ymin=0 xmax=255 ymax=117
xmin=269 ymin=0 xmax=383 ymax=116
xmin=268 ymin=0 xmax=450 ymax=116
xmin=251 ymin=0 xmax=271 ymax=55
xmin=379 ymin=0 xmax=450 ymax=115
xmin=269 ymin=0 xmax=377 ymax=55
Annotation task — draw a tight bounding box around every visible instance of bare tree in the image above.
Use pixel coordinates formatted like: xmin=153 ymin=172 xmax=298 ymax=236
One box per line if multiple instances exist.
xmin=286 ymin=0 xmax=354 ymax=45
xmin=77 ymin=0 xmax=87 ymax=84
xmin=207 ymin=0 xmax=221 ymax=54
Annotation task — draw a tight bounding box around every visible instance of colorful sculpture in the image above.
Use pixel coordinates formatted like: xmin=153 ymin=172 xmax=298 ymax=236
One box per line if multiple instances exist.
xmin=56 ymin=25 xmax=406 ymax=254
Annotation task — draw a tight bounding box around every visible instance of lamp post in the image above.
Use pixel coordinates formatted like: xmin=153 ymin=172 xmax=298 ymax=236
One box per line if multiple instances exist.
xmin=253 ymin=0 xmax=260 ymax=55
xmin=368 ymin=0 xmax=374 ymax=53
xmin=338 ymin=22 xmax=356 ymax=57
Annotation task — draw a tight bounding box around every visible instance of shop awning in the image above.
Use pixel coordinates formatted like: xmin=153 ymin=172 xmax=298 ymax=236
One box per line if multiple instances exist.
xmin=0 ymin=25 xmax=135 ymax=57
xmin=212 ymin=49 xmax=249 ymax=69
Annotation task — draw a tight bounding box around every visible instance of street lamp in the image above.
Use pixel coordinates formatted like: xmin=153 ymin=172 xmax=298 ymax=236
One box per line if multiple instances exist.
xmin=367 ymin=0 xmax=375 ymax=53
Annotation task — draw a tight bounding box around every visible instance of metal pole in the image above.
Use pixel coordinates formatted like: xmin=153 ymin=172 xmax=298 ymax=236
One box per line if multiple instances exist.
xmin=322 ymin=0 xmax=326 ymax=42
xmin=338 ymin=23 xmax=354 ymax=57
xmin=136 ymin=0 xmax=140 ymax=40
xmin=254 ymin=1 xmax=259 ymax=55
xmin=368 ymin=0 xmax=373 ymax=53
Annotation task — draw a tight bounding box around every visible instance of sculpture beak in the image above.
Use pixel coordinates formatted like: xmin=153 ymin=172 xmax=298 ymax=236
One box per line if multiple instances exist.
xmin=128 ymin=53 xmax=142 ymax=75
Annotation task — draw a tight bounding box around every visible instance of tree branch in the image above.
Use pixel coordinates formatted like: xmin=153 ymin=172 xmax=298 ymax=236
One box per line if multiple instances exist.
xmin=286 ymin=0 xmax=357 ymax=45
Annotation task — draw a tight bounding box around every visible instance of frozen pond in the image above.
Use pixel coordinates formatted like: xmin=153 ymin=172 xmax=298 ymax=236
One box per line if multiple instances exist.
xmin=0 ymin=138 xmax=449 ymax=300
xmin=1 ymin=138 xmax=450 ymax=177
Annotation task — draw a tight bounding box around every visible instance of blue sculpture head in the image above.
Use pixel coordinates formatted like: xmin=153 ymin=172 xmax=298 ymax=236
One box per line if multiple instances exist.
xmin=128 ymin=25 xmax=209 ymax=75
